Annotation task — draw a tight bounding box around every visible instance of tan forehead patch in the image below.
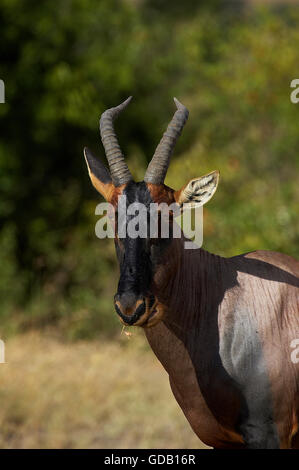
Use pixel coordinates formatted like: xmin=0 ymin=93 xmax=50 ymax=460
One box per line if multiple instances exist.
xmin=109 ymin=184 xmax=127 ymax=206
xmin=146 ymin=183 xmax=175 ymax=204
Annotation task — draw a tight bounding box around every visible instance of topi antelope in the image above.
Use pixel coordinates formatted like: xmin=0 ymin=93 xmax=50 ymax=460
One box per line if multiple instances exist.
xmin=84 ymin=97 xmax=299 ymax=449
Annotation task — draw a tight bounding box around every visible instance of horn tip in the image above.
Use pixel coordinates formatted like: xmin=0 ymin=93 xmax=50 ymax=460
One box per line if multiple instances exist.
xmin=173 ymin=96 xmax=188 ymax=112
xmin=123 ymin=95 xmax=133 ymax=105
xmin=173 ymin=97 xmax=182 ymax=108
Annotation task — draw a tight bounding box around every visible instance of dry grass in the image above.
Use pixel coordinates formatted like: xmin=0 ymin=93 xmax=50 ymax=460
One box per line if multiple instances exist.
xmin=0 ymin=330 xmax=208 ymax=449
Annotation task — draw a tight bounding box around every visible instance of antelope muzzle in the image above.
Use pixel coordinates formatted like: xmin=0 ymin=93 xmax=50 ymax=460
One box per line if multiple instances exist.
xmin=114 ymin=292 xmax=159 ymax=327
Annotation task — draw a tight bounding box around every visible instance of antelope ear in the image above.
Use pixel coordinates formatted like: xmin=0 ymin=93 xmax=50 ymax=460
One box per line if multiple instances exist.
xmin=174 ymin=170 xmax=219 ymax=207
xmin=84 ymin=147 xmax=115 ymax=201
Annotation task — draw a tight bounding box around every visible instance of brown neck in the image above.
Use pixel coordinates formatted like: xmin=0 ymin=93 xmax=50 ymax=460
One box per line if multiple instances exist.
xmin=145 ymin=238 xmax=237 ymax=421
xmin=152 ymin=237 xmax=227 ymax=336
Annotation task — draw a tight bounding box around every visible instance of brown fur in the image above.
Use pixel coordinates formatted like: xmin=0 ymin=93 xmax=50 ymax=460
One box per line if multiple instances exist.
xmin=145 ymin=237 xmax=299 ymax=448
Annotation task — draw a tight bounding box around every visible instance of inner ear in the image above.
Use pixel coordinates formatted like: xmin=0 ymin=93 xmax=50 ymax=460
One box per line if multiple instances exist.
xmin=84 ymin=147 xmax=115 ymax=201
xmin=174 ymin=170 xmax=219 ymax=207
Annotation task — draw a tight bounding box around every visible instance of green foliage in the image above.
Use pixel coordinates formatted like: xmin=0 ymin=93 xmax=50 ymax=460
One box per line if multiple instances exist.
xmin=0 ymin=2 xmax=298 ymax=338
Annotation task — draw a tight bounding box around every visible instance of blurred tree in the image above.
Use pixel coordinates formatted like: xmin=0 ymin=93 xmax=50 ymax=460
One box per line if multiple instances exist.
xmin=0 ymin=1 xmax=298 ymax=337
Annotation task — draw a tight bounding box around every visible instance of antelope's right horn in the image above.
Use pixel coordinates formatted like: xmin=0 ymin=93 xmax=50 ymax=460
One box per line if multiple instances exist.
xmin=99 ymin=97 xmax=133 ymax=186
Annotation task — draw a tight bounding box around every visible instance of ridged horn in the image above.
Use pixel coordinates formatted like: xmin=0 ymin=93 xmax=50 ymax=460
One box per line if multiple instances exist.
xmin=144 ymin=97 xmax=189 ymax=184
xmin=99 ymin=96 xmax=133 ymax=186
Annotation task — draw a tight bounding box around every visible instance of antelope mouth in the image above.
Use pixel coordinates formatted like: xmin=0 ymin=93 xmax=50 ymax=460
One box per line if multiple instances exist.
xmin=139 ymin=299 xmax=163 ymax=328
xmin=141 ymin=306 xmax=158 ymax=327
xmin=116 ymin=296 xmax=163 ymax=328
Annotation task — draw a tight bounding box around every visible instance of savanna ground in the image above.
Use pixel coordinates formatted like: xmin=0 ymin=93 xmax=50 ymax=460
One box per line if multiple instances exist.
xmin=0 ymin=330 xmax=208 ymax=449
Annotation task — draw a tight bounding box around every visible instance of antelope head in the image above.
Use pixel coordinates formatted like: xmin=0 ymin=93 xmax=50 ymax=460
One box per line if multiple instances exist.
xmin=84 ymin=97 xmax=219 ymax=327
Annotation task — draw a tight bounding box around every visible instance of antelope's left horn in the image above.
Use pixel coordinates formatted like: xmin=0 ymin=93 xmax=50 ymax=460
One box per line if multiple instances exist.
xmin=144 ymin=98 xmax=189 ymax=184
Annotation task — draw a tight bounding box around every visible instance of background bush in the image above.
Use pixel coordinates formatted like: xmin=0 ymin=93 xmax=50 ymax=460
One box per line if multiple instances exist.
xmin=0 ymin=0 xmax=298 ymax=339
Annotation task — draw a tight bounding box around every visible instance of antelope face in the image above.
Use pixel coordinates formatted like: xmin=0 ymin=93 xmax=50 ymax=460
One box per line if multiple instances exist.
xmin=84 ymin=97 xmax=219 ymax=327
xmin=112 ymin=180 xmax=174 ymax=327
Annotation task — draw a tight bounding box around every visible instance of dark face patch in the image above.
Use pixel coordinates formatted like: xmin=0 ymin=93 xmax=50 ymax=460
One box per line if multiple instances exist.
xmin=114 ymin=181 xmax=173 ymax=302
